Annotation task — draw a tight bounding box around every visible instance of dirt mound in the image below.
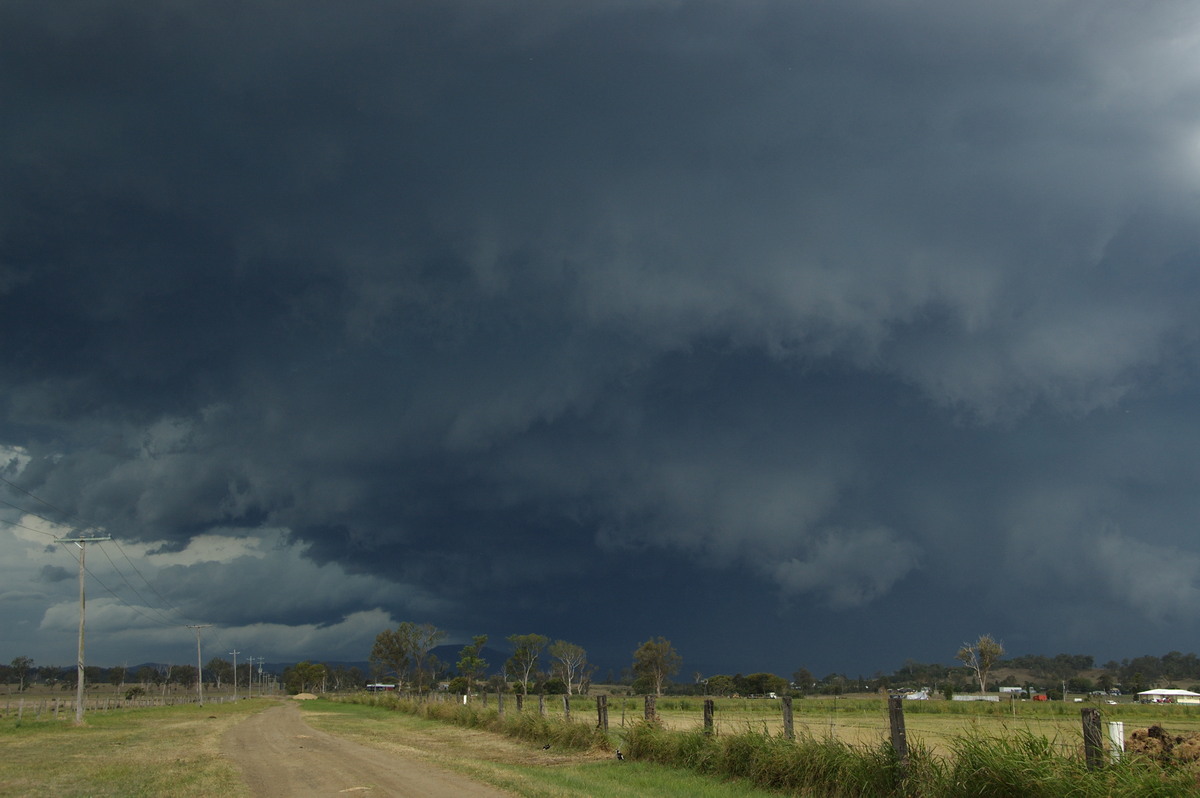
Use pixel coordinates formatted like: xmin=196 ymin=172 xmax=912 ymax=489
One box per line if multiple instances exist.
xmin=1127 ymin=725 xmax=1200 ymax=764
xmin=291 ymin=693 xmax=319 ymax=701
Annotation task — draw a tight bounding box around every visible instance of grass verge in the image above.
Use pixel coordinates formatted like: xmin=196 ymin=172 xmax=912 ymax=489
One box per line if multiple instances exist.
xmin=303 ymin=699 xmax=785 ymax=798
xmin=0 ymin=699 xmax=268 ymax=798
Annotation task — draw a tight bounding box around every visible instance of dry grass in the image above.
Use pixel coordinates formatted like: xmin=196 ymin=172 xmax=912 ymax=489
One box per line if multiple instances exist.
xmin=0 ymin=698 xmax=266 ymax=797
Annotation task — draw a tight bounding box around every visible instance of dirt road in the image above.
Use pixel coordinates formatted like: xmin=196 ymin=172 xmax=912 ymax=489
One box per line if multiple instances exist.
xmin=222 ymin=702 xmax=515 ymax=797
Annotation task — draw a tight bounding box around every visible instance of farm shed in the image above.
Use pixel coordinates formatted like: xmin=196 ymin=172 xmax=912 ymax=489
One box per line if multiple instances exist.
xmin=1137 ymin=688 xmax=1200 ymax=704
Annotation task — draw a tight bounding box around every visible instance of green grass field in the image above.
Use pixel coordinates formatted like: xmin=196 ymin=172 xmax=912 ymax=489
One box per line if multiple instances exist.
xmin=4 ymin=693 xmax=1199 ymax=797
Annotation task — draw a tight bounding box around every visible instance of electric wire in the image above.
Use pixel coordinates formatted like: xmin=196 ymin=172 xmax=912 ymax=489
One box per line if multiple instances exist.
xmin=0 ymin=514 xmax=62 ymax=539
xmin=0 ymin=496 xmax=70 ymax=535
xmin=0 ymin=476 xmax=265 ymax=679
xmin=1 ymin=479 xmax=215 ymax=633
xmin=53 ymin=540 xmax=185 ymax=628
xmin=0 ymin=472 xmax=81 ymax=525
xmin=93 ymin=542 xmax=183 ymax=627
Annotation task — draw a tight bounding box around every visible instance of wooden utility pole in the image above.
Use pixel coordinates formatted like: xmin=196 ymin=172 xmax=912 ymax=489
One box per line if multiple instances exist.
xmin=229 ymin=649 xmax=240 ymax=700
xmin=186 ymin=625 xmax=212 ymax=706
xmin=55 ymin=534 xmax=111 ymax=726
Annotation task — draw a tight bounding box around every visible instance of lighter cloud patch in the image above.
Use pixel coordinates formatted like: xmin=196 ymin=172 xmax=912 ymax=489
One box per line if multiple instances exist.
xmin=3 ymin=514 xmax=78 ymax=546
xmin=145 ymin=529 xmax=283 ymax=566
xmin=0 ymin=443 xmax=32 ymax=474
xmin=772 ymin=528 xmax=920 ymax=609
xmin=230 ymin=608 xmax=397 ymax=659
xmin=1092 ymin=533 xmax=1200 ymax=621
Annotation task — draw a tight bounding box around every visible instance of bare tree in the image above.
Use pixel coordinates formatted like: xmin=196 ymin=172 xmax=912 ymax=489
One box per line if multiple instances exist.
xmin=549 ymin=640 xmax=590 ymax=696
xmin=957 ymin=634 xmax=1004 ymax=695
xmin=506 ymin=633 xmax=549 ymax=696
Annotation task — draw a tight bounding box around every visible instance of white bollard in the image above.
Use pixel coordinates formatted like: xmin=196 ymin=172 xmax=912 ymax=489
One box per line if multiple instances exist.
xmin=1107 ymin=720 xmax=1125 ymax=762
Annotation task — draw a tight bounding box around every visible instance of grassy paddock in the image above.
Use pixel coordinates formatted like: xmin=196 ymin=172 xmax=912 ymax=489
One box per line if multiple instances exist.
xmin=378 ymin=694 xmax=1200 ymax=755
xmin=347 ymin=693 xmax=1200 ymax=797
xmin=0 ymin=698 xmax=268 ymax=798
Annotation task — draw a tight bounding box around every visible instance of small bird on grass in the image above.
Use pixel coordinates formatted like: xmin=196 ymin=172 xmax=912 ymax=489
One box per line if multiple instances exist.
xmin=542 ymin=744 xmax=550 ymax=750
xmin=615 ymin=749 xmax=624 ymax=761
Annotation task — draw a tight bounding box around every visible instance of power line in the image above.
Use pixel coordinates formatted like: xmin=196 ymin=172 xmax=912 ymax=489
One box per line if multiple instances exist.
xmin=4 ymin=469 xmax=235 ymax=672
xmin=92 ymin=543 xmax=181 ymax=627
xmin=0 ymin=472 xmax=81 ymax=525
xmin=1 ymin=472 xmax=212 ymax=629
xmin=0 ymin=496 xmax=70 ymax=533
xmin=107 ymin=538 xmax=197 ymax=624
xmin=0 ymin=515 xmax=62 ymax=539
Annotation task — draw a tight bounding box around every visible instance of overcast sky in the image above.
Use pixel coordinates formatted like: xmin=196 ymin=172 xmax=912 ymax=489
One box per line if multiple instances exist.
xmin=3 ymin=0 xmax=1200 ymax=679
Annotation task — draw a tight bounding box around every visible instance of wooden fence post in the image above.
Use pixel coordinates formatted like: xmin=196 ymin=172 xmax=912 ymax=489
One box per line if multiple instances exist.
xmin=539 ymin=694 xmax=546 ymax=716
xmin=781 ymin=696 xmax=794 ymax=740
xmin=597 ymin=695 xmax=609 ymax=730
xmin=1082 ymin=708 xmax=1104 ymax=770
xmin=562 ymin=695 xmax=570 ymax=720
xmin=516 ymin=694 xmax=524 ymax=713
xmin=498 ymin=692 xmax=505 ymax=717
xmin=644 ymin=695 xmax=656 ymax=721
xmin=888 ymin=696 xmax=909 ymax=770
xmin=703 ymin=699 xmax=714 ymax=733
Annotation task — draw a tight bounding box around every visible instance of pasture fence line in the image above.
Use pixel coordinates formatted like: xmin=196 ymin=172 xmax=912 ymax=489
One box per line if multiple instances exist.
xmin=351 ymin=688 xmax=1187 ymax=769
xmin=1 ymin=693 xmax=236 ymax=721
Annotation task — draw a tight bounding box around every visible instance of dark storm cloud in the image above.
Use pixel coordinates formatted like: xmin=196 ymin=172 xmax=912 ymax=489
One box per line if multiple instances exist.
xmin=2 ymin=0 xmax=1200 ymax=672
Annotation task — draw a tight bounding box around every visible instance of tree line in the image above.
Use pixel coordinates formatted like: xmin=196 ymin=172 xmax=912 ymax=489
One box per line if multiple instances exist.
xmin=367 ymin=624 xmax=684 ymax=698
xmin=10 ymin=645 xmax=1200 ymax=698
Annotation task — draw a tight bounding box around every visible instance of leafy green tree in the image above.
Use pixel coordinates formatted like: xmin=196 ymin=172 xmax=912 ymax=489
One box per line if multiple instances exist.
xmin=542 ymin=677 xmax=568 ymax=694
xmin=507 ymin=633 xmax=549 ymax=696
xmin=705 ymin=674 xmax=736 ymax=696
xmin=109 ymin=665 xmax=127 ymax=692
xmin=957 ymin=634 xmax=1004 ymax=695
xmin=791 ymin=668 xmax=815 ymax=694
xmin=632 ymin=637 xmax=681 ymax=696
xmin=1067 ymin=676 xmax=1094 ymax=694
xmin=737 ymin=672 xmax=788 ymax=696
xmin=205 ymin=657 xmax=233 ymax=688
xmin=326 ymin=664 xmax=363 ymax=692
xmin=171 ymin=665 xmax=198 ymax=689
xmin=10 ymin=657 xmax=33 ymax=692
xmin=456 ymin=635 xmax=489 ymax=694
xmin=370 ymin=621 xmax=446 ymax=691
xmin=283 ymin=661 xmax=326 ymax=694
xmin=548 ymin=639 xmax=590 ymax=696
xmin=371 ymin=627 xmax=410 ymax=685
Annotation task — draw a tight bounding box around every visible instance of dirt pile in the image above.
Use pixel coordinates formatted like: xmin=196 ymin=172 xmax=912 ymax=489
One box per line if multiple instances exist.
xmin=1127 ymin=725 xmax=1200 ymax=765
